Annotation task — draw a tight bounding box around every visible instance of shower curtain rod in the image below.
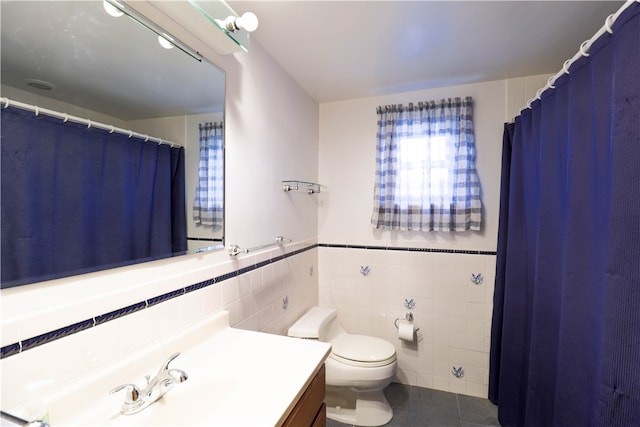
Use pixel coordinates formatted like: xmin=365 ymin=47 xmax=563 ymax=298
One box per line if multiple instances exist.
xmin=1 ymin=96 xmax=181 ymax=148
xmin=520 ymin=0 xmax=637 ymax=116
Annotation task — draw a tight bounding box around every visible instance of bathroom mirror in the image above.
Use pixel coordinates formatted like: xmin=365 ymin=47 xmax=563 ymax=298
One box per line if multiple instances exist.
xmin=0 ymin=1 xmax=225 ymax=288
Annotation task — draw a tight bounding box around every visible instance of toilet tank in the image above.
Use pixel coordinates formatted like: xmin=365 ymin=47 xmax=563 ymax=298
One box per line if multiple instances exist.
xmin=288 ymin=306 xmax=338 ymax=340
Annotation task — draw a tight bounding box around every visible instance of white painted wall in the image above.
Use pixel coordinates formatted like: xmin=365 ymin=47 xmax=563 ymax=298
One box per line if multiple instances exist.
xmin=504 ymin=74 xmax=553 ymax=122
xmin=221 ymin=41 xmax=319 ymax=249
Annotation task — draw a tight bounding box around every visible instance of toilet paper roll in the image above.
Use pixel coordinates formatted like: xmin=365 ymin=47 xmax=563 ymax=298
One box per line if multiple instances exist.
xmin=398 ymin=322 xmax=415 ymax=342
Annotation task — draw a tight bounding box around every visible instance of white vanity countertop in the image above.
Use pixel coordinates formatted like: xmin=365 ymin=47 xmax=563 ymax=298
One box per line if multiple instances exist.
xmin=38 ymin=311 xmax=331 ymax=427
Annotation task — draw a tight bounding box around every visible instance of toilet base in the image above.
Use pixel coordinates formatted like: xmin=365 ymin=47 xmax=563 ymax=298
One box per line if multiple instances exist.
xmin=325 ymin=386 xmax=393 ymax=427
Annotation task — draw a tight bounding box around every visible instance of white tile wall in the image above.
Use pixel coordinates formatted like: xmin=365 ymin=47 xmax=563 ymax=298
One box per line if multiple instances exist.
xmin=0 ymin=244 xmax=319 ymax=412
xmin=318 ymin=246 xmax=496 ymax=398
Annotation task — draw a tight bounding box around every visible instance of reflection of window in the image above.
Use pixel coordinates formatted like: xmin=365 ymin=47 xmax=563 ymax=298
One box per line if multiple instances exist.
xmin=371 ymin=97 xmax=482 ymax=232
xmin=193 ymin=122 xmax=223 ymax=227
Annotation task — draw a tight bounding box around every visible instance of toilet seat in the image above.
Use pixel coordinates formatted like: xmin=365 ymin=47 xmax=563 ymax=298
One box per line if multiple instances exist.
xmin=330 ymin=334 xmax=397 ymax=367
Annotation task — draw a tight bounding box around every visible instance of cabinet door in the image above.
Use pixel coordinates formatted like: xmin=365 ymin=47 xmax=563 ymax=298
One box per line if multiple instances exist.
xmin=311 ymin=403 xmax=326 ymax=427
xmin=283 ymin=365 xmax=326 ymax=427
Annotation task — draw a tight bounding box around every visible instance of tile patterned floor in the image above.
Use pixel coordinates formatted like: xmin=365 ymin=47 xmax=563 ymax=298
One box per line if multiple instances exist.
xmin=326 ymin=383 xmax=501 ymax=427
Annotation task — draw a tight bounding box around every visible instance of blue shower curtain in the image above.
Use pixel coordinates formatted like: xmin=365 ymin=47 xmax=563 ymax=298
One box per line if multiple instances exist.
xmin=489 ymin=3 xmax=640 ymax=426
xmin=1 ymin=107 xmax=187 ymax=288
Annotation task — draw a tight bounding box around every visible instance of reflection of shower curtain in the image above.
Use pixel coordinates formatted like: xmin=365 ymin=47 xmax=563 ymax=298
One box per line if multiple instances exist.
xmin=1 ymin=107 xmax=187 ymax=288
xmin=489 ymin=3 xmax=640 ymax=426
xmin=193 ymin=122 xmax=223 ymax=227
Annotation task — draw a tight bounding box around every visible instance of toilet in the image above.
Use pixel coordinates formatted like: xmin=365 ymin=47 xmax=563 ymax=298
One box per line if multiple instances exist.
xmin=288 ymin=306 xmax=397 ymax=427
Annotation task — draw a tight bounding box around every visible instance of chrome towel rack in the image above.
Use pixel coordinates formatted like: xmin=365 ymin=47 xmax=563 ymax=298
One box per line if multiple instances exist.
xmin=228 ymin=236 xmax=292 ymax=256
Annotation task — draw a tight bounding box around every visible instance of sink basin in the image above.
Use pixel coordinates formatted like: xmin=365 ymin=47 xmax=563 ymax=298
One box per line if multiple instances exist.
xmin=23 ymin=311 xmax=330 ymax=426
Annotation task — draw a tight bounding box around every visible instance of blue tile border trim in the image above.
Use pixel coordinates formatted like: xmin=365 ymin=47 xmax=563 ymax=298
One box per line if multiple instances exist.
xmin=1 ymin=342 xmax=21 ymax=358
xmin=0 ymin=242 xmax=495 ymax=359
xmin=318 ymin=243 xmax=497 ymax=256
xmin=0 ymin=244 xmax=317 ymax=359
xmin=95 ymin=301 xmax=147 ymax=326
xmin=21 ymin=319 xmax=95 ymax=352
xmin=147 ymin=289 xmax=185 ymax=307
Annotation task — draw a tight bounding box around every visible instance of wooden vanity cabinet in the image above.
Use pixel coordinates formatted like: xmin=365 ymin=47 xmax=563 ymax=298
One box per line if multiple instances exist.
xmin=282 ymin=365 xmax=326 ymax=427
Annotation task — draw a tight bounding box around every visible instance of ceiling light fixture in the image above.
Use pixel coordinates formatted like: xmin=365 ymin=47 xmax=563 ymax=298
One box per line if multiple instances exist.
xmin=217 ymin=12 xmax=259 ymax=33
xmin=25 ymin=79 xmax=56 ymax=91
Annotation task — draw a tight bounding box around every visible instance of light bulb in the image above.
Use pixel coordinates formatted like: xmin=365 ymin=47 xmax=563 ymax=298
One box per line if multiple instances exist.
xmin=103 ymin=0 xmax=124 ymax=17
xmin=158 ymin=35 xmax=174 ymax=50
xmin=235 ymin=12 xmax=259 ymax=33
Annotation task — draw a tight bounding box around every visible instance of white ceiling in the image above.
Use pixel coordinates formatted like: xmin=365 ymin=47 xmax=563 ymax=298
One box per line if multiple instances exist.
xmin=0 ymin=1 xmax=624 ymax=117
xmin=228 ymin=1 xmax=624 ymax=103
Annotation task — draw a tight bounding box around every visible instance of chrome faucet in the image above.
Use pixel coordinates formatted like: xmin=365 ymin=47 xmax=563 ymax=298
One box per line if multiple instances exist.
xmin=110 ymin=352 xmax=188 ymax=415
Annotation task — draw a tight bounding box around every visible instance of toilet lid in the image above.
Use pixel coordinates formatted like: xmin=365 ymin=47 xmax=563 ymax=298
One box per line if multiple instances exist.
xmin=330 ymin=334 xmax=396 ymax=367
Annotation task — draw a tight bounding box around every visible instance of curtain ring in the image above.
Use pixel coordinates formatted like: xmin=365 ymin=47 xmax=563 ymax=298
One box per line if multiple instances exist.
xmin=579 ymin=40 xmax=590 ymax=57
xmin=109 ymin=126 xmax=115 ymax=133
xmin=536 ymin=88 xmax=544 ymax=101
xmin=63 ymin=113 xmax=69 ymax=123
xmin=128 ymin=131 xmax=133 ymax=138
xmin=547 ymin=76 xmax=556 ymax=89
xmin=144 ymin=135 xmax=149 ymax=142
xmin=34 ymin=106 xmax=39 ymax=116
xmin=3 ymin=98 xmax=10 ymax=109
xmin=526 ymin=97 xmax=535 ymax=109
xmin=604 ymin=14 xmax=614 ymax=34
xmin=87 ymin=120 xmax=92 ymax=129
xmin=562 ymin=59 xmax=572 ymax=75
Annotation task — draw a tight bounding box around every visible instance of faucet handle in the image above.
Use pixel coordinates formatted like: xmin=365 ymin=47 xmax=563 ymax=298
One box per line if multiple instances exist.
xmin=110 ymin=383 xmax=141 ymax=404
xmin=159 ymin=352 xmax=181 ymax=373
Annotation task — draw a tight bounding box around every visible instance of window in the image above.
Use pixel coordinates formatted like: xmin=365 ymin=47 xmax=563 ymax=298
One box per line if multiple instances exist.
xmin=397 ymin=135 xmax=450 ymax=203
xmin=371 ymin=97 xmax=482 ymax=231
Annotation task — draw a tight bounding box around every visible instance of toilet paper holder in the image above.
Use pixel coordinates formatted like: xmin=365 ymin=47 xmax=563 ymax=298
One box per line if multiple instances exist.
xmin=394 ymin=313 xmax=420 ymax=332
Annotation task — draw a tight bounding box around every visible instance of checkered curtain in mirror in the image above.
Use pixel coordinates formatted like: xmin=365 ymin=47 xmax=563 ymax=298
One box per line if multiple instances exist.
xmin=193 ymin=122 xmax=224 ymax=227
